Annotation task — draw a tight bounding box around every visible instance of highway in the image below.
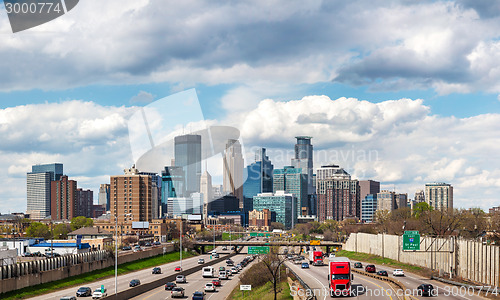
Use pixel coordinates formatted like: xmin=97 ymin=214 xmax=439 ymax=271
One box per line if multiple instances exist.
xmin=28 ymin=246 xmax=230 ymax=300
xmin=130 ymin=246 xmax=253 ymax=300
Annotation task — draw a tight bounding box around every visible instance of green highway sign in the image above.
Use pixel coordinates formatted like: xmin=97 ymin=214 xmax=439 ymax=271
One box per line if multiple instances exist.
xmin=248 ymin=246 xmax=270 ymax=254
xmin=250 ymin=233 xmax=257 ymax=237
xmin=403 ymin=231 xmax=420 ymax=251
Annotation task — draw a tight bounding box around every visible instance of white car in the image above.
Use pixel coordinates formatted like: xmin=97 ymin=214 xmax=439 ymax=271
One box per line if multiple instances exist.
xmin=92 ymin=288 xmax=107 ymax=299
xmin=176 ymin=275 xmax=187 ymax=283
xmin=204 ymin=282 xmax=216 ymax=292
xmin=231 ymin=267 xmax=238 ymax=274
xmin=218 ymin=271 xmax=227 ymax=280
xmin=227 ymin=269 xmax=232 ymax=276
xmin=393 ymin=269 xmax=405 ymax=276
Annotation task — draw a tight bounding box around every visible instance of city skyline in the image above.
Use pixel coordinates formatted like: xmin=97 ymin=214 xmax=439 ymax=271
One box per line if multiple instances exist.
xmin=2 ymin=1 xmax=500 ymax=213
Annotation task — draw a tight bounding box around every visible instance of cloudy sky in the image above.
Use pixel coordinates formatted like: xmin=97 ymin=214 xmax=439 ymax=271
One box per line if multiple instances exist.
xmin=1 ymin=0 xmax=500 ymax=213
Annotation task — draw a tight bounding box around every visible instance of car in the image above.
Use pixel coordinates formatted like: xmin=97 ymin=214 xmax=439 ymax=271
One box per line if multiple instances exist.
xmin=222 ymin=246 xmax=227 ymax=250
xmin=365 ymin=265 xmax=376 ymax=273
xmin=192 ymin=291 xmax=205 ymax=300
xmin=45 ymin=252 xmax=61 ymax=258
xmin=417 ymin=284 xmax=435 ymax=296
xmin=175 ymin=266 xmax=182 ymax=272
xmin=231 ymin=267 xmax=238 ymax=274
xmin=171 ymin=287 xmax=185 ymax=298
xmin=213 ymin=253 xmax=219 ymax=258
xmin=153 ymin=241 xmax=161 ymax=246
xmin=218 ymin=271 xmax=227 ymax=280
xmin=22 ymin=252 xmax=33 ymax=257
xmin=212 ymin=279 xmax=221 ymax=287
xmin=144 ymin=242 xmax=152 ymax=247
xmin=227 ymin=269 xmax=232 ymax=276
xmin=60 ymin=297 xmax=77 ymax=300
xmin=76 ymin=287 xmax=92 ymax=297
xmin=393 ymin=269 xmax=405 ymax=276
xmin=219 ymin=266 xmax=225 ymax=272
xmin=165 ymin=282 xmax=177 ymax=290
xmin=129 ymin=279 xmax=140 ymax=287
xmin=198 ymin=258 xmax=205 ymax=264
xmin=329 ymin=253 xmax=336 ymax=259
xmin=301 ymin=262 xmax=309 ymax=269
xmin=226 ymin=259 xmax=234 ymax=266
xmin=122 ymin=245 xmax=132 ymax=251
xmin=91 ymin=288 xmax=107 ymax=299
xmin=231 ymin=246 xmax=235 ymax=250
xmin=236 ymin=264 xmax=242 ymax=270
xmin=133 ymin=245 xmax=141 ymax=252
xmin=204 ymin=282 xmax=216 ymax=292
xmin=152 ymin=267 xmax=161 ymax=274
xmin=176 ymin=275 xmax=187 ymax=283
xmin=377 ymin=270 xmax=388 ymax=277
xmin=354 ymin=262 xmax=363 ymax=268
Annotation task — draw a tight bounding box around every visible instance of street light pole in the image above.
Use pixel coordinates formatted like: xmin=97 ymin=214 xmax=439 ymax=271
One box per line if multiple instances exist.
xmin=114 ymin=215 xmax=118 ymax=295
xmin=179 ymin=218 xmax=182 ymax=269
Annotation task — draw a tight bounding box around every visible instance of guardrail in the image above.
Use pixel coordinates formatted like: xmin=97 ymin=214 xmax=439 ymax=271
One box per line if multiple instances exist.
xmin=105 ymin=252 xmax=238 ymax=300
xmin=431 ymin=276 xmax=499 ymax=293
xmin=285 ymin=262 xmax=317 ymax=300
xmin=351 ymin=268 xmax=408 ymax=300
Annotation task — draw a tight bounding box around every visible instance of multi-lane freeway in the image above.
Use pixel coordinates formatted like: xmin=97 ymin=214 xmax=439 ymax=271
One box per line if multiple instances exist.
xmin=28 ymin=246 xmax=236 ymax=300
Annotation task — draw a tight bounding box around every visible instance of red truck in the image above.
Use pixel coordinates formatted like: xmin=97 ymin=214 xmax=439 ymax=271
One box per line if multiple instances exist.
xmin=308 ymin=250 xmax=324 ymax=266
xmin=328 ymin=257 xmax=353 ymax=297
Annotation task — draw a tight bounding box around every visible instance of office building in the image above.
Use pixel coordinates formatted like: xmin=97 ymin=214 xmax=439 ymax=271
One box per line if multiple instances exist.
xmin=26 ymin=172 xmax=52 ymax=219
xmin=98 ymin=184 xmax=110 ymax=211
xmin=191 ymin=192 xmax=203 ymax=215
xmin=359 ymin=180 xmax=380 ymax=203
xmin=161 ymin=166 xmax=185 ymax=215
xmin=212 ymin=185 xmax=223 ymax=199
xmin=361 ymin=194 xmax=377 ymax=223
xmin=76 ymin=188 xmax=93 ymax=218
xmin=200 ymin=170 xmax=212 ymax=220
xmin=377 ymin=190 xmax=396 ymax=211
xmin=316 ymin=165 xmax=360 ymax=222
xmin=208 ymin=195 xmax=239 ymax=214
xmin=243 ymin=148 xmax=274 ymax=213
xmin=273 ymin=166 xmax=307 ymax=223
xmin=223 ymin=139 xmax=244 ymax=209
xmin=167 ymin=197 xmax=193 ymax=216
xmin=425 ymin=183 xmax=453 ymax=210
xmin=396 ymin=193 xmax=408 ymax=209
xmin=248 ymin=209 xmax=272 ymax=231
xmin=51 ymin=175 xmax=77 ymax=220
xmin=174 ymin=134 xmax=201 ymax=195
xmin=291 ymin=136 xmax=314 ymax=194
xmin=414 ymin=190 xmax=425 ymax=203
xmin=31 ymin=163 xmax=63 ymax=181
xmin=139 ymin=171 xmax=162 ymax=220
xmin=253 ymin=191 xmax=295 ymax=229
xmin=110 ymin=166 xmax=152 ymax=224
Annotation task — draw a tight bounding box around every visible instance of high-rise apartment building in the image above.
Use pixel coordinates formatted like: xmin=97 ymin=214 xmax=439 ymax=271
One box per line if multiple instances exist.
xmin=253 ymin=191 xmax=295 ymax=229
xmin=377 ymin=190 xmax=396 ymax=211
xmin=414 ymin=190 xmax=425 ymax=203
xmin=26 ymin=172 xmax=52 ymax=219
xmin=174 ymin=134 xmax=201 ymax=195
xmin=359 ymin=180 xmax=380 ymax=203
xmin=27 ymin=163 xmax=64 ymax=219
xmin=51 ymin=175 xmax=77 ymax=220
xmin=316 ymin=165 xmax=360 ymax=221
xmin=139 ymin=171 xmax=162 ymax=220
xmin=273 ymin=166 xmax=307 ymax=223
xmin=76 ymin=188 xmax=93 ymax=218
xmin=425 ymin=183 xmax=453 ymax=210
xmin=110 ymin=166 xmax=152 ymax=224
xmin=248 ymin=209 xmax=272 ymax=231
xmin=223 ymin=139 xmax=244 ymax=209
xmin=98 ymin=184 xmax=110 ymax=211
xmin=200 ymin=170 xmax=212 ymax=219
xmin=243 ymin=148 xmax=274 ymax=213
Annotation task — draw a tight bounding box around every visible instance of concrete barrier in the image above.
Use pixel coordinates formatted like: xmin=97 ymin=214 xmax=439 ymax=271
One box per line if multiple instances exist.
xmin=351 ymin=268 xmax=407 ymax=300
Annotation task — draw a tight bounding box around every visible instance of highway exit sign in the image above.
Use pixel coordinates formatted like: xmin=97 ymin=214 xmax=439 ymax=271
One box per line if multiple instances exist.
xmin=248 ymin=246 xmax=270 ymax=254
xmin=403 ymin=231 xmax=420 ymax=251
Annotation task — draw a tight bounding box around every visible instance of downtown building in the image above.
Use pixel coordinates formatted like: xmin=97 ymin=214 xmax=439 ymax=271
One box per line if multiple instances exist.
xmin=273 ymin=166 xmax=307 ymax=223
xmin=243 ymin=148 xmax=274 ymax=214
xmin=26 ymin=163 xmax=63 ymax=219
xmin=425 ymin=183 xmax=453 ymax=210
xmin=316 ymin=165 xmax=360 ymax=222
xmin=174 ymin=134 xmax=202 ymax=195
xmin=253 ymin=191 xmax=295 ymax=229
xmin=291 ymin=136 xmax=316 ymax=215
xmin=98 ymin=184 xmax=110 ymax=211
xmin=51 ymin=175 xmax=77 ymax=220
xmin=223 ymin=139 xmax=244 ymax=209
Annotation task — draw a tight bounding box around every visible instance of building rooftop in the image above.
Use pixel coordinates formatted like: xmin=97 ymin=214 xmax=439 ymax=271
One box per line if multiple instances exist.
xmin=31 ymin=242 xmax=90 ymax=249
xmin=68 ymin=227 xmax=112 ymax=236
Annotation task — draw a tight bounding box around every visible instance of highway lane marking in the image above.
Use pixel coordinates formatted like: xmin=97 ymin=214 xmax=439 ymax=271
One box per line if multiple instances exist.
xmin=288 ymin=262 xmax=328 ymax=300
xmin=355 ymin=275 xmax=394 ymax=300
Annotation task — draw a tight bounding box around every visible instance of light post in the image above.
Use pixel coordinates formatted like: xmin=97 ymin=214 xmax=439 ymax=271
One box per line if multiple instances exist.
xmin=115 ymin=213 xmax=132 ymax=295
xmin=179 ymin=218 xmax=182 ymax=269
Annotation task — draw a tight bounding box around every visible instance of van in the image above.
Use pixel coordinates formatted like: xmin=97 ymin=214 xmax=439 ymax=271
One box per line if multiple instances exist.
xmin=202 ymin=267 xmax=215 ymax=278
xmin=218 ymin=270 xmax=227 ymax=280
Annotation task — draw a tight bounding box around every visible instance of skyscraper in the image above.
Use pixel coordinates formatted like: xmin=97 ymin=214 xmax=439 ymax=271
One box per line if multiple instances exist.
xmin=223 ymin=139 xmax=244 ymax=209
xmin=110 ymin=166 xmax=152 ymax=224
xmin=26 ymin=163 xmax=63 ymax=219
xmin=51 ymin=175 xmax=77 ymax=220
xmin=359 ymin=180 xmax=380 ymax=203
xmin=200 ymin=170 xmax=212 ymax=220
xmin=174 ymin=134 xmax=202 ymax=195
xmin=273 ymin=166 xmax=307 ymax=222
xmin=291 ymin=137 xmax=314 ymax=194
xmin=98 ymin=184 xmax=110 ymax=211
xmin=243 ymin=148 xmax=274 ymax=213
xmin=253 ymin=191 xmax=295 ymax=229
xmin=139 ymin=171 xmax=162 ymax=220
xmin=316 ymin=165 xmax=360 ymax=221
xmin=425 ymin=183 xmax=453 ymax=210
xmin=361 ymin=194 xmax=377 ymax=223
xmin=26 ymin=172 xmax=51 ymax=219
xmin=76 ymin=188 xmax=93 ymax=218
xmin=161 ymin=166 xmax=185 ymax=215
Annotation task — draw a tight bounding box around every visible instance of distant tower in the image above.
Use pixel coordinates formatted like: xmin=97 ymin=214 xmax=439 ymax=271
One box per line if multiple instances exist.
xmin=27 ymin=163 xmax=63 ymax=219
xmin=425 ymin=183 xmax=453 ymax=210
xmin=291 ymin=136 xmax=314 ymax=194
xmin=243 ymin=148 xmax=274 ymax=213
xmin=200 ymin=170 xmax=213 ymax=221
xmin=174 ymin=134 xmax=202 ymax=195
xmin=223 ymin=139 xmax=244 ymax=209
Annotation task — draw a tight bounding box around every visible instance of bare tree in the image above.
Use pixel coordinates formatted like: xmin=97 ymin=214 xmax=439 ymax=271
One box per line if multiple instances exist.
xmin=259 ymin=247 xmax=288 ymax=300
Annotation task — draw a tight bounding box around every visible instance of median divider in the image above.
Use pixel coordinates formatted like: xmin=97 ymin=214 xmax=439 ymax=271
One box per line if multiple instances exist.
xmin=351 ymin=268 xmax=408 ymax=300
xmin=106 ymin=252 xmax=238 ymax=300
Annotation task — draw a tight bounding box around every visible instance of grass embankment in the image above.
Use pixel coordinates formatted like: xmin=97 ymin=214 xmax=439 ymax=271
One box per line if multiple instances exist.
xmin=2 ymin=250 xmax=197 ymax=300
xmin=336 ymin=250 xmax=430 ymax=277
xmin=222 ymin=232 xmax=244 ymax=241
xmin=228 ymin=259 xmax=292 ymax=300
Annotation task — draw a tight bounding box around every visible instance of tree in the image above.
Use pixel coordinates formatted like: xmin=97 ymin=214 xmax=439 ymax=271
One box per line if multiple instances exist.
xmin=25 ymin=222 xmax=51 ymax=239
xmin=420 ymin=208 xmax=462 ymax=236
xmin=413 ymin=202 xmax=432 ymax=219
xmin=53 ymin=223 xmax=71 ymax=239
xmin=270 ymin=222 xmax=285 ymax=231
xmin=70 ymin=216 xmax=94 ymax=231
xmin=259 ymin=247 xmax=288 ymax=300
xmin=459 ymin=208 xmax=487 ymax=238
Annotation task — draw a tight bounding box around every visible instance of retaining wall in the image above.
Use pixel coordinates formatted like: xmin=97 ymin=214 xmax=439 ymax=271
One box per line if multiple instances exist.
xmin=344 ymin=233 xmax=499 ymax=287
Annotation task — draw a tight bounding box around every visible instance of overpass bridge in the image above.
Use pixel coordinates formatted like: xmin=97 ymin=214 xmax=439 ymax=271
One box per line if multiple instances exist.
xmin=193 ymin=240 xmax=344 ymax=254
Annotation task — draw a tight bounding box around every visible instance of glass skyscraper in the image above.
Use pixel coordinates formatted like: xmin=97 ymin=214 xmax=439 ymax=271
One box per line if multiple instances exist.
xmin=253 ymin=191 xmax=295 ymax=229
xmin=361 ymin=194 xmax=377 ymax=223
xmin=27 ymin=163 xmax=63 ymax=219
xmin=32 ymin=163 xmax=63 ymax=181
xmin=174 ymin=134 xmax=201 ymax=195
xmin=243 ymin=148 xmax=274 ymax=213
xmin=161 ymin=166 xmax=185 ymax=215
xmin=273 ymin=166 xmax=307 ymax=224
